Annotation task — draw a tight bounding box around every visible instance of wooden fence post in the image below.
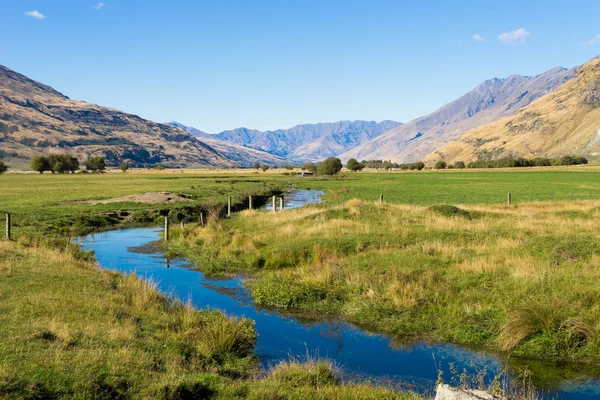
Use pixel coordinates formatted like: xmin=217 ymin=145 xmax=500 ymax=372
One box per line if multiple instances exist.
xmin=379 ymin=194 xmax=383 ymax=205
xmin=164 ymin=216 xmax=169 ymax=241
xmin=5 ymin=213 xmax=10 ymax=241
xmin=279 ymin=196 xmax=284 ymax=211
xmin=272 ymin=196 xmax=277 ymax=214
xmin=200 ymin=212 xmax=204 ymax=227
xmin=227 ymin=196 xmax=232 ymax=216
xmin=507 ymin=192 xmax=512 ymax=205
xmin=249 ymin=196 xmax=253 ymax=211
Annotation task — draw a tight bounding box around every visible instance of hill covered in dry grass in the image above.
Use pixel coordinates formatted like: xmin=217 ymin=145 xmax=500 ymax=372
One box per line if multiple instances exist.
xmin=425 ymin=56 xmax=600 ymax=165
xmin=0 ymin=65 xmax=232 ymax=168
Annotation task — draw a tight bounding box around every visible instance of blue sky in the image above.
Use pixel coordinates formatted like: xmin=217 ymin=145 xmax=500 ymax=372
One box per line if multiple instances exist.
xmin=2 ymin=1 xmax=600 ymax=133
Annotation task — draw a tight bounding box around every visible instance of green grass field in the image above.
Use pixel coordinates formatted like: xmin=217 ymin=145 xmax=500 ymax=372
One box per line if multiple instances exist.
xmin=2 ymin=167 xmax=600 ymax=236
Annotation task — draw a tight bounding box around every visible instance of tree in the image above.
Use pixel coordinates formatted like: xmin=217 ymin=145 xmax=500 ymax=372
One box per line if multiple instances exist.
xmin=303 ymin=162 xmax=317 ymax=173
xmin=346 ymin=158 xmax=363 ymax=171
xmin=318 ymin=157 xmax=343 ymax=175
xmin=86 ymin=156 xmax=106 ymax=172
xmin=454 ymin=161 xmax=465 ymax=169
xmin=31 ymin=156 xmax=50 ymax=174
xmin=47 ymin=154 xmax=79 ymax=173
xmin=261 ymin=164 xmax=269 ymax=172
xmin=434 ymin=161 xmax=447 ymax=170
xmin=253 ymin=162 xmax=261 ymax=170
xmin=120 ymin=163 xmax=129 ymax=173
xmin=0 ymin=162 xmax=7 ymax=174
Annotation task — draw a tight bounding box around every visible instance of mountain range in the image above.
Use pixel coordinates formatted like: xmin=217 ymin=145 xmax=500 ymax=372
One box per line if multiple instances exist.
xmin=424 ymin=56 xmax=600 ymax=164
xmin=172 ymin=120 xmax=403 ymax=162
xmin=2 ymin=56 xmax=599 ymax=170
xmin=339 ymin=65 xmax=578 ymax=163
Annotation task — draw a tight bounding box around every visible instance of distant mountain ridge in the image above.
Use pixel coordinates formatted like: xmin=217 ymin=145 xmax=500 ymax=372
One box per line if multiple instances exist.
xmin=167 ymin=122 xmax=287 ymax=167
xmin=0 ymin=64 xmax=232 ymax=168
xmin=340 ymin=65 xmax=578 ymax=163
xmin=423 ymin=56 xmax=600 ymax=164
xmin=173 ymin=120 xmax=403 ymax=162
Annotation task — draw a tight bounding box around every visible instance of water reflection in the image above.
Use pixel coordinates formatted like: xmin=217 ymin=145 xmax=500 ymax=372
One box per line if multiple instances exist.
xmin=78 ymin=228 xmax=600 ymax=399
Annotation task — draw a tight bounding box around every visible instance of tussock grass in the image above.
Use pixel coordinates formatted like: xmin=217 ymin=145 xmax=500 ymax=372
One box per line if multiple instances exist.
xmin=170 ymin=198 xmax=600 ymax=365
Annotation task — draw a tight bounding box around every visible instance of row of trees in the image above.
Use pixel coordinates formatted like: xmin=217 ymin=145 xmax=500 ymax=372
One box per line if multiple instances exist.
xmin=434 ymin=155 xmax=589 ymax=170
xmin=30 ymin=155 xmax=112 ymax=174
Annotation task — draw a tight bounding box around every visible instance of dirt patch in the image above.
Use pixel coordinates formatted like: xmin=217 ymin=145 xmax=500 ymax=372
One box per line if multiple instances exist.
xmin=77 ymin=192 xmax=192 ymax=205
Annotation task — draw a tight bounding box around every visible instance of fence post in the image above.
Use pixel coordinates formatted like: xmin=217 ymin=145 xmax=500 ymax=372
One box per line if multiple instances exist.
xmin=164 ymin=216 xmax=169 ymax=241
xmin=379 ymin=194 xmax=383 ymax=205
xmin=227 ymin=196 xmax=232 ymax=216
xmin=5 ymin=213 xmax=10 ymax=241
xmin=507 ymin=192 xmax=512 ymax=205
xmin=200 ymin=212 xmax=204 ymax=227
xmin=272 ymin=196 xmax=277 ymax=214
xmin=279 ymin=196 xmax=284 ymax=211
xmin=249 ymin=196 xmax=253 ymax=210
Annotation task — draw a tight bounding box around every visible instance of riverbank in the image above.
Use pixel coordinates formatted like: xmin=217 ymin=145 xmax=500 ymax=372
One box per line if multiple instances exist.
xmin=166 ymin=199 xmax=600 ymax=369
xmin=0 ymin=238 xmax=421 ymax=399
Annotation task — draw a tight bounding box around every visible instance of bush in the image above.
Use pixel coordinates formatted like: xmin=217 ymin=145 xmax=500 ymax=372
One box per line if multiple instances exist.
xmin=261 ymin=165 xmax=269 ymax=172
xmin=454 ymin=161 xmax=465 ymax=169
xmin=317 ymin=158 xmax=343 ymax=175
xmin=346 ymin=158 xmax=363 ymax=172
xmin=85 ymin=156 xmax=106 ymax=172
xmin=253 ymin=162 xmax=260 ymax=170
xmin=434 ymin=161 xmax=447 ymax=170
xmin=0 ymin=162 xmax=7 ymax=174
xmin=119 ymin=163 xmax=129 ymax=173
xmin=31 ymin=156 xmax=50 ymax=174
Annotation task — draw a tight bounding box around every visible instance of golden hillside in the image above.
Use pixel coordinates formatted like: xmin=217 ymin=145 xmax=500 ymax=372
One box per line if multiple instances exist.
xmin=424 ymin=57 xmax=600 ymax=165
xmin=0 ymin=65 xmax=233 ymax=169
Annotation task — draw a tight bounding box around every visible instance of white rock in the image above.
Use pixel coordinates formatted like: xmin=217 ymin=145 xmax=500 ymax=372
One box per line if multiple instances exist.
xmin=435 ymin=383 xmax=506 ymax=400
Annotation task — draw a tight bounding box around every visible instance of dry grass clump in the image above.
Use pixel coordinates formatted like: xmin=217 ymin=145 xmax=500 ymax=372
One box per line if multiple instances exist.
xmin=498 ymin=300 xmax=596 ymax=351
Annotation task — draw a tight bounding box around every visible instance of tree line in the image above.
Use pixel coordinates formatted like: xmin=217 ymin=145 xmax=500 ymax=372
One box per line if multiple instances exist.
xmin=29 ymin=154 xmax=125 ymax=174
xmin=434 ymin=155 xmax=589 ymax=170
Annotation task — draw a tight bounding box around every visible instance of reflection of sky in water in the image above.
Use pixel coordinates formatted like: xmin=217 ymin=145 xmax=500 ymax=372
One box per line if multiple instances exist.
xmin=262 ymin=189 xmax=324 ymax=210
xmin=78 ymin=228 xmax=600 ymax=399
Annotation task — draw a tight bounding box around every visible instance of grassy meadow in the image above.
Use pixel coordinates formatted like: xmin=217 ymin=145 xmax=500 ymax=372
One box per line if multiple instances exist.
xmin=3 ymin=167 xmax=600 ymax=398
xmin=2 ymin=166 xmax=600 ymax=236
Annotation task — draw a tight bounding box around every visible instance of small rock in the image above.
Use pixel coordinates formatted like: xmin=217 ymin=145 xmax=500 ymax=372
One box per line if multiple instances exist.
xmin=435 ymin=384 xmax=506 ymax=400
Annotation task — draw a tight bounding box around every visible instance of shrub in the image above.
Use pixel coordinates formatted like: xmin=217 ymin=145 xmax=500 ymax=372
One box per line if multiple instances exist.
xmin=434 ymin=161 xmax=447 ymax=170
xmin=346 ymin=158 xmax=363 ymax=172
xmin=31 ymin=156 xmax=51 ymax=174
xmin=0 ymin=162 xmax=7 ymax=174
xmin=454 ymin=161 xmax=465 ymax=169
xmin=85 ymin=156 xmax=106 ymax=172
xmin=317 ymin=158 xmax=343 ymax=175
xmin=119 ymin=163 xmax=129 ymax=173
xmin=253 ymin=162 xmax=260 ymax=170
xmin=261 ymin=164 xmax=269 ymax=172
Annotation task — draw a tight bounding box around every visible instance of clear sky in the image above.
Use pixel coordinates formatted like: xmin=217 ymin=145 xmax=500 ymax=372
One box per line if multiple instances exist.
xmin=2 ymin=1 xmax=600 ymax=133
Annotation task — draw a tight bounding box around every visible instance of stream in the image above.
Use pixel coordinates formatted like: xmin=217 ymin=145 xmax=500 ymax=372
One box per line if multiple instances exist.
xmin=77 ymin=190 xmax=600 ymax=399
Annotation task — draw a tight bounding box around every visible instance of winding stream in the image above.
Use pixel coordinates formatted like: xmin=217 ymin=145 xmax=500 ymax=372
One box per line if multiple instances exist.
xmin=77 ymin=190 xmax=600 ymax=399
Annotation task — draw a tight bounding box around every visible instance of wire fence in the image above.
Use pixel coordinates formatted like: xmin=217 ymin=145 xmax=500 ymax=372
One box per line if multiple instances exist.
xmin=3 ymin=190 xmax=600 ymax=240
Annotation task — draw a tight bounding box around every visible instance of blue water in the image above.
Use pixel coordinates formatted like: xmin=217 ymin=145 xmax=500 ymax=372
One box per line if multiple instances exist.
xmin=262 ymin=189 xmax=325 ymax=211
xmin=77 ymin=228 xmax=600 ymax=399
